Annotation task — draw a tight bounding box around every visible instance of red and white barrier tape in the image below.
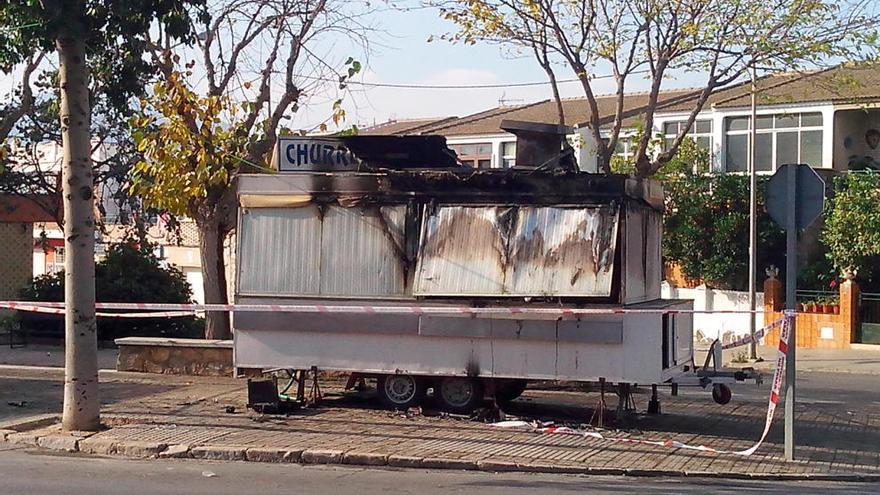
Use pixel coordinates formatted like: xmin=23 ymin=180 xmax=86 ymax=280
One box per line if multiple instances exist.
xmin=719 ymin=317 xmax=784 ymax=350
xmin=0 ymin=300 xmax=772 ymax=318
xmin=494 ymin=316 xmax=792 ymax=456
xmin=0 ymin=303 xmax=197 ymax=319
xmin=3 ymin=296 xmax=792 ymax=455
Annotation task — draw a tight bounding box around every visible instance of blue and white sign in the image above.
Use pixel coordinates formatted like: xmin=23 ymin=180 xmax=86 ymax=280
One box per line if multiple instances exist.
xmin=274 ymin=137 xmax=362 ymax=172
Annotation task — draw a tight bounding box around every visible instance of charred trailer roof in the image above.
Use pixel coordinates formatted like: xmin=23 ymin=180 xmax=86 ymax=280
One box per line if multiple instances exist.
xmin=238 ymin=169 xmax=662 ymax=211
xmin=272 ymin=120 xmax=580 ymax=174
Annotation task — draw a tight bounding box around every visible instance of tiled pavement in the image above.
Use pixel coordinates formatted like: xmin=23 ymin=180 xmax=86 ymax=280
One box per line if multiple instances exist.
xmin=3 ymin=371 xmax=879 ymax=478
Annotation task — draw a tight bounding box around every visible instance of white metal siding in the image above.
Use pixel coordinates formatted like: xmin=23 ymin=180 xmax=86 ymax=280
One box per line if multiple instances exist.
xmin=233 ymin=309 xmax=675 ymax=384
xmin=645 ymin=211 xmax=662 ymax=301
xmin=319 ymin=206 xmax=407 ymax=296
xmin=624 ymin=208 xmax=647 ymax=304
xmin=415 ymin=206 xmax=508 ymax=295
xmin=238 ymin=206 xmax=322 ymax=295
xmin=238 ymin=205 xmax=407 ymax=297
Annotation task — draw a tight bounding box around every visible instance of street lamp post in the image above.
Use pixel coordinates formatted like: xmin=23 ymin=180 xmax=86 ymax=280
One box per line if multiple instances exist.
xmin=748 ymin=65 xmax=759 ymax=361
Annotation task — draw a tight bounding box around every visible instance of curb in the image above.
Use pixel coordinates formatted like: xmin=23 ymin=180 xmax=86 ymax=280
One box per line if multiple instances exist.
xmin=0 ymin=414 xmax=60 ymax=432
xmin=3 ymin=433 xmax=880 ymax=482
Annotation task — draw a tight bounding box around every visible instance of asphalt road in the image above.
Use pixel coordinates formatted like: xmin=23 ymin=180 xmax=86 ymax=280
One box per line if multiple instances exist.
xmin=0 ymin=445 xmax=876 ymax=495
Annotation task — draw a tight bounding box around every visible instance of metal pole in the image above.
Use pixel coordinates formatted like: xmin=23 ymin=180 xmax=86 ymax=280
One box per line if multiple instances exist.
xmin=749 ymin=66 xmax=759 ymax=361
xmin=784 ymin=164 xmax=798 ymax=461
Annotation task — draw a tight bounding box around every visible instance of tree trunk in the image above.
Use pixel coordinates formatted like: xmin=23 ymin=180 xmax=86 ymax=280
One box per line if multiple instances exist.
xmin=57 ymin=36 xmax=100 ymax=431
xmin=197 ymin=214 xmax=230 ymax=340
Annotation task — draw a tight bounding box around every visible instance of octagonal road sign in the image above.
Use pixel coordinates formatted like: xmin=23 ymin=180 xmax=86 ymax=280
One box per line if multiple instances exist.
xmin=765 ymin=164 xmax=826 ymax=231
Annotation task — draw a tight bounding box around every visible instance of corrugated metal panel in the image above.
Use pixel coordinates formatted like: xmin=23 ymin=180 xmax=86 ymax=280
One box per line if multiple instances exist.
xmin=623 ymin=207 xmax=646 ymax=304
xmin=415 ymin=206 xmax=509 ymax=295
xmin=415 ymin=205 xmax=619 ymax=297
xmin=508 ymin=206 xmax=618 ymax=296
xmin=238 ymin=205 xmax=407 ymax=297
xmin=645 ymin=210 xmax=662 ymax=300
xmin=238 ymin=206 xmax=322 ymax=295
xmin=320 ymin=205 xmax=407 ymax=296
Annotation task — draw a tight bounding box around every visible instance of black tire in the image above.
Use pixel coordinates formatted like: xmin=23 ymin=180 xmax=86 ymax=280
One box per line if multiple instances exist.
xmin=494 ymin=380 xmax=528 ymax=405
xmin=377 ymin=374 xmax=425 ymax=410
xmin=437 ymin=377 xmax=484 ymax=414
xmin=712 ymin=383 xmax=732 ymax=405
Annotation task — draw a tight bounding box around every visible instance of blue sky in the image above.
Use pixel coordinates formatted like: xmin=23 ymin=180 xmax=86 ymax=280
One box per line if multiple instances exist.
xmin=333 ymin=3 xmax=707 ymax=129
xmin=0 ymin=2 xmax=714 ymax=133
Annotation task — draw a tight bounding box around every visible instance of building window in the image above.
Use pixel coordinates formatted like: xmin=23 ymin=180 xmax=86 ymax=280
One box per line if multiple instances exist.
xmin=614 ymin=138 xmax=635 ymax=162
xmin=449 ymin=143 xmax=493 ymax=168
xmin=47 ymin=247 xmax=64 ymax=274
xmin=501 ymin=141 xmax=516 ymax=168
xmin=724 ymin=112 xmax=823 ymax=172
xmin=662 ymin=119 xmax=713 ymax=154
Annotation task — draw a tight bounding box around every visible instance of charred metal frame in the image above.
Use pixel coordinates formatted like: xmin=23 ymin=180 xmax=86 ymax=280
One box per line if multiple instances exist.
xmin=236 ymin=169 xmax=663 ymax=305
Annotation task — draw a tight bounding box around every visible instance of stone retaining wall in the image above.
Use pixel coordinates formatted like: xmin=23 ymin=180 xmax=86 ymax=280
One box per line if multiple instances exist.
xmin=115 ymin=337 xmax=233 ymax=376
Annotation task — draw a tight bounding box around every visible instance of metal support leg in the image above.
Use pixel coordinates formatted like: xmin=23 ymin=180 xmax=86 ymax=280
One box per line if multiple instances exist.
xmin=296 ymin=370 xmax=306 ymax=403
xmin=647 ymin=384 xmax=661 ymax=415
xmin=591 ymin=378 xmax=607 ymax=428
xmin=616 ymin=383 xmax=636 ymax=425
xmin=309 ymin=366 xmax=323 ymax=406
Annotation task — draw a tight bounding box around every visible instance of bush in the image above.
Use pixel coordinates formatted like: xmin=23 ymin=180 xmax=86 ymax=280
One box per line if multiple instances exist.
xmin=664 ymin=174 xmax=786 ymax=290
xmin=821 ymin=171 xmax=880 ymax=291
xmin=20 ymin=239 xmax=203 ymax=341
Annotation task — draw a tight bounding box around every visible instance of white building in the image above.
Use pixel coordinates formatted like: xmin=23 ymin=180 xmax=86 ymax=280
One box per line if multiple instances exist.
xmin=363 ymin=64 xmax=880 ymax=174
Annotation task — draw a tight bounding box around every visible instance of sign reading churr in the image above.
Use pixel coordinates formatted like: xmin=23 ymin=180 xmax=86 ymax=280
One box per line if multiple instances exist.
xmin=274 ymin=137 xmax=362 ymax=171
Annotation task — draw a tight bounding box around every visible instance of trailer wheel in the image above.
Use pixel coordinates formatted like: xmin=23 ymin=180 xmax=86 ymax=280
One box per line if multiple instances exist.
xmin=438 ymin=377 xmax=484 ymax=414
xmin=494 ymin=380 xmax=528 ymax=405
xmin=712 ymin=384 xmax=732 ymax=405
xmin=377 ymin=374 xmax=425 ymax=410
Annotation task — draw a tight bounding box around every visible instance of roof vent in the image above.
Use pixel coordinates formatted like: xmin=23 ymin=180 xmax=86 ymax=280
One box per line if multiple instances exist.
xmin=500 ymin=120 xmax=577 ymax=172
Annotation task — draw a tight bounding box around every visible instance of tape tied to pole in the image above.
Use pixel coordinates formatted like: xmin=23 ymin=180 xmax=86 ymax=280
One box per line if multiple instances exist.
xmin=493 ymin=315 xmax=793 ymax=457
xmin=719 ymin=317 xmax=784 ymax=350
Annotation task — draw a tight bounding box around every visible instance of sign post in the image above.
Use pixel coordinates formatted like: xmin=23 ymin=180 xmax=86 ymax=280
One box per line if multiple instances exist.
xmin=765 ymin=164 xmax=825 ymax=462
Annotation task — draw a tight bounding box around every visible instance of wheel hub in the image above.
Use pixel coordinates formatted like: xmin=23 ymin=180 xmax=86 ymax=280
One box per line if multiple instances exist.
xmin=384 ymin=375 xmax=416 ymax=404
xmin=440 ymin=378 xmax=474 ymax=407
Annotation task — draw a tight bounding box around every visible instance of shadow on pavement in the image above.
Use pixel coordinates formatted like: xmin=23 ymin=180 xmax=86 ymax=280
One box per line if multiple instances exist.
xmin=0 ymin=376 xmax=175 ymax=423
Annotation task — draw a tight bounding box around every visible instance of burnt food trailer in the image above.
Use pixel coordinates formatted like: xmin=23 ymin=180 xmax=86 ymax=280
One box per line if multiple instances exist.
xmin=234 ymin=127 xmax=713 ymax=413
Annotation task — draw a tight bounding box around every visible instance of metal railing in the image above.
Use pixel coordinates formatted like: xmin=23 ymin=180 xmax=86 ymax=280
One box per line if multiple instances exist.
xmin=795 ymin=289 xmax=838 ymax=304
xmin=860 ymin=292 xmax=880 ymax=322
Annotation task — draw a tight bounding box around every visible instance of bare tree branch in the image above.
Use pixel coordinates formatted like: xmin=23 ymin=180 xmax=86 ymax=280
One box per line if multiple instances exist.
xmin=438 ymin=0 xmax=880 ymax=177
xmin=0 ymin=53 xmax=45 ymax=141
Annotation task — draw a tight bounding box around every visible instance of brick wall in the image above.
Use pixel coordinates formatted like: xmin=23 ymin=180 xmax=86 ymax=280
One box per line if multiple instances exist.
xmin=663 ymin=262 xmax=702 ymax=288
xmin=763 ymin=276 xmax=858 ymax=349
xmin=0 ymin=222 xmax=34 ymax=300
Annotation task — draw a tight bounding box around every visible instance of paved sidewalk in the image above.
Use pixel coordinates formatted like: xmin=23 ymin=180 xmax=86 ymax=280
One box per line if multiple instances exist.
xmin=0 ymin=344 xmax=118 ymax=370
xmin=2 ymin=368 xmax=879 ymax=479
xmin=748 ymin=346 xmax=880 ymax=375
xmin=691 ymin=345 xmax=880 ymax=375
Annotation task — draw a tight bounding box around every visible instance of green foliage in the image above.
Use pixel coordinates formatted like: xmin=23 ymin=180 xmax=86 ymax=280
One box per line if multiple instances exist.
xmin=0 ymin=1 xmax=205 ymax=110
xmin=20 ymin=239 xmax=202 ymax=341
xmin=664 ymin=174 xmax=786 ymax=290
xmin=822 ymin=171 xmax=880 ymax=288
xmin=656 ymin=137 xmax=711 ymax=178
xmin=797 ymin=250 xmax=838 ymax=292
xmin=611 ymin=134 xmax=710 ymax=179
xmin=129 ymin=70 xmax=250 ymax=216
